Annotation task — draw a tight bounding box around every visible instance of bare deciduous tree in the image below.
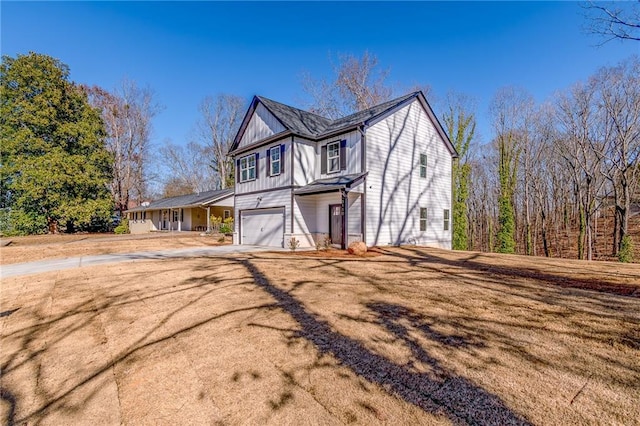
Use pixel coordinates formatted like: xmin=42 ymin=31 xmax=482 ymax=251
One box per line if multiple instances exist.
xmin=591 ymin=56 xmax=640 ymax=253
xmin=195 ymin=94 xmax=245 ymax=189
xmin=582 ymin=1 xmax=640 ymax=43
xmin=159 ymin=141 xmax=215 ymax=196
xmin=85 ymin=80 xmax=161 ymax=213
xmin=301 ymin=51 xmax=393 ymax=118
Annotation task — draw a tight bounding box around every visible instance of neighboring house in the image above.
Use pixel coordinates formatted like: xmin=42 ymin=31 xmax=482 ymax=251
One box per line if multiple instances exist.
xmin=125 ymin=189 xmax=234 ymax=234
xmin=228 ymin=91 xmax=458 ymax=249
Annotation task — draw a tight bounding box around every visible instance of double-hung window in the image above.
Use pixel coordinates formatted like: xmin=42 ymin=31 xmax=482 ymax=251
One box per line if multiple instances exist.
xmin=270 ymin=145 xmax=281 ymax=176
xmin=240 ymin=155 xmax=256 ymax=182
xmin=419 ymin=154 xmax=427 ymax=178
xmin=420 ymin=208 xmax=427 ymax=232
xmin=444 ymin=209 xmax=450 ymax=231
xmin=327 ymin=141 xmax=340 ymax=173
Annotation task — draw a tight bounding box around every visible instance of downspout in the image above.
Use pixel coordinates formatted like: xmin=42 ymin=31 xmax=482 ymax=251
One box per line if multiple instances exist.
xmin=358 ymin=125 xmax=367 ymax=245
xmin=290 ymin=135 xmax=295 ymax=236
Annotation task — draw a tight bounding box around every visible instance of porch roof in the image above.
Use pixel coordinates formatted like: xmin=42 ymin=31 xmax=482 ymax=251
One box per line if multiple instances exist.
xmin=126 ymin=188 xmax=233 ymax=213
xmin=294 ymin=172 xmax=367 ymax=196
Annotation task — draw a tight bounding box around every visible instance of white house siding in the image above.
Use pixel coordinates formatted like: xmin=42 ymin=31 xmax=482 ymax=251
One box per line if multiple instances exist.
xmin=293 ymin=137 xmax=317 ymax=186
xmin=235 ymin=137 xmax=291 ymax=195
xmin=292 ymin=191 xmax=363 ymax=247
xmin=238 ymin=103 xmax=286 ymax=149
xmin=233 ymin=188 xmax=291 ymax=244
xmin=316 ymin=130 xmax=362 ymax=178
xmin=365 ymin=100 xmax=452 ymax=249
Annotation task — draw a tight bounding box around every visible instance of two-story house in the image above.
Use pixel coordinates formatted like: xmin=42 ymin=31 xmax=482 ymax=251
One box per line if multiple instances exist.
xmin=229 ymin=91 xmax=458 ymax=249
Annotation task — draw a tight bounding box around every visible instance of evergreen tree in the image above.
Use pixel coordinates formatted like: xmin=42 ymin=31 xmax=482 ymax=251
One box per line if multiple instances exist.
xmin=1 ymin=52 xmax=113 ymax=234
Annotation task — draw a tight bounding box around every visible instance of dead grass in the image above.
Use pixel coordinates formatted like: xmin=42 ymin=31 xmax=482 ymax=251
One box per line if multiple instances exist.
xmin=1 ymin=247 xmax=639 ymax=425
xmin=0 ymin=232 xmax=231 ymax=265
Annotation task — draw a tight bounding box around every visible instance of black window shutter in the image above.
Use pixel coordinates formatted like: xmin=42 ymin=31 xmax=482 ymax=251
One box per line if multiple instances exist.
xmin=255 ymin=152 xmax=259 ymax=179
xmin=340 ymin=140 xmax=347 ymax=170
xmin=266 ymin=148 xmax=271 ymax=177
xmin=236 ymin=158 xmax=240 ymax=182
xmin=280 ymin=144 xmax=285 ymax=173
xmin=321 ymin=145 xmax=327 ymax=174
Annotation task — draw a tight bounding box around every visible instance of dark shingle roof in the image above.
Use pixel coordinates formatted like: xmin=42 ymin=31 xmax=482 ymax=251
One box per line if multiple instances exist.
xmin=294 ymin=172 xmax=367 ymax=196
xmin=257 ymin=96 xmax=331 ymax=137
xmin=322 ymin=92 xmax=418 ymax=134
xmin=256 ymin=92 xmax=419 ymax=139
xmin=126 ymin=188 xmax=233 ymax=212
xmin=231 ymin=91 xmax=457 ymax=157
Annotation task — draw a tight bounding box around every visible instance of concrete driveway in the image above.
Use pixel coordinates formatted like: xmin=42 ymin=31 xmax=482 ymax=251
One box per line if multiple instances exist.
xmin=0 ymin=245 xmax=285 ymax=279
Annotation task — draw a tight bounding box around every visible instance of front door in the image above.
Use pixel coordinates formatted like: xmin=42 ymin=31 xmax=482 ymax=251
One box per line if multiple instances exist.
xmin=329 ymin=204 xmax=343 ymax=246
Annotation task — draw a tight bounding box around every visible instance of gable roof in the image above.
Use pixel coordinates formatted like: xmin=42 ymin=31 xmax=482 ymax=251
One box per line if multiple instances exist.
xmin=126 ymin=188 xmax=233 ymax=212
xmin=257 ymin=96 xmax=331 ymax=137
xmin=230 ymin=91 xmax=457 ymax=157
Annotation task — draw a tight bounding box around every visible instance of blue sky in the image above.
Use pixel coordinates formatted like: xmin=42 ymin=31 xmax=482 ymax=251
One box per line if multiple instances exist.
xmin=2 ymin=1 xmax=638 ymax=147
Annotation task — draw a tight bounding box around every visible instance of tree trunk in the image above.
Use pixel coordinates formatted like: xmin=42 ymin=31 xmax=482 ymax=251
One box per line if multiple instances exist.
xmin=578 ymin=207 xmax=585 ymax=260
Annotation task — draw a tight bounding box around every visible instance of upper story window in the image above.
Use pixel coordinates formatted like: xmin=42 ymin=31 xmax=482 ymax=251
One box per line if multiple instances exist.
xmin=327 ymin=141 xmax=340 ymax=173
xmin=321 ymin=140 xmax=346 ymax=174
xmin=420 ymin=208 xmax=427 ymax=231
xmin=239 ymin=154 xmax=256 ymax=182
xmin=267 ymin=145 xmax=284 ymax=176
xmin=420 ymin=153 xmax=427 ymax=178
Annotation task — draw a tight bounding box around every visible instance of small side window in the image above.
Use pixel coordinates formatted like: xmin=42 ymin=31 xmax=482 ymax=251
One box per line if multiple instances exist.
xmin=420 ymin=154 xmax=427 ymax=178
xmin=420 ymin=208 xmax=427 ymax=232
xmin=443 ymin=209 xmax=450 ymax=231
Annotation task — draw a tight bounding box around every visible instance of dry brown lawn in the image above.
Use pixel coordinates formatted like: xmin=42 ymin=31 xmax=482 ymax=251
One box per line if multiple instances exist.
xmin=1 ymin=247 xmax=639 ymax=425
xmin=0 ymin=233 xmax=230 ymax=265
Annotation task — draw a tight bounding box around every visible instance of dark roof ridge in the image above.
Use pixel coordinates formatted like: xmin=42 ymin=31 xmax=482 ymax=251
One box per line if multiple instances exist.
xmin=256 ymin=95 xmax=330 ymax=121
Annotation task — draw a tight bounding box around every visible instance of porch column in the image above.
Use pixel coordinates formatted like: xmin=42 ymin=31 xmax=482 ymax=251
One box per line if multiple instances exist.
xmin=178 ymin=208 xmax=182 ymax=232
xmin=342 ymin=190 xmax=349 ymax=250
xmin=207 ymin=206 xmax=211 ymax=232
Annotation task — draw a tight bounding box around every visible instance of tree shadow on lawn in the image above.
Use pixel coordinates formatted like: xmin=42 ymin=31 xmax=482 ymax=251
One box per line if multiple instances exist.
xmin=235 ymin=257 xmax=532 ymax=425
xmin=265 ymin=249 xmax=640 ymax=391
xmin=0 ymin=257 xmax=274 ymax=424
xmin=381 ymin=247 xmax=640 ymax=298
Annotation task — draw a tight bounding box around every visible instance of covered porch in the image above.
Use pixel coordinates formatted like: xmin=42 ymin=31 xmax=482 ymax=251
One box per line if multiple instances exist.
xmin=126 ymin=189 xmax=234 ymax=234
xmin=293 ymin=173 xmax=366 ymax=249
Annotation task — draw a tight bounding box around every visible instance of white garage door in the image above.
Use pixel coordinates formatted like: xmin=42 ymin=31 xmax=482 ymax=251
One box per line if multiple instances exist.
xmin=241 ymin=208 xmax=285 ymax=247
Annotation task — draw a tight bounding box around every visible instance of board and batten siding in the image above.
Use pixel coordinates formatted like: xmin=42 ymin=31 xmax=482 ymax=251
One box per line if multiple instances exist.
xmin=365 ymin=99 xmax=452 ymax=249
xmin=293 ymin=137 xmax=317 ymax=187
xmin=233 ymin=189 xmax=292 ymax=243
xmin=234 ymin=137 xmax=291 ymax=195
xmin=316 ymin=130 xmax=362 ymax=179
xmin=238 ymin=103 xmax=286 ymax=149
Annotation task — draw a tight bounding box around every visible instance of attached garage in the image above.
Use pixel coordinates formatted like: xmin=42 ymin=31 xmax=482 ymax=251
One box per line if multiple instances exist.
xmin=240 ymin=208 xmax=285 ymax=247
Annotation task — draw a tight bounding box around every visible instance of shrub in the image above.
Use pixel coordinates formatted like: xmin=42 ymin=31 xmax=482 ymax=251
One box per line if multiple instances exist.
xmin=618 ymin=235 xmax=634 ymax=263
xmin=288 ymin=237 xmax=300 ymax=251
xmin=220 ymin=217 xmax=234 ymax=234
xmin=114 ymin=218 xmax=130 ymax=234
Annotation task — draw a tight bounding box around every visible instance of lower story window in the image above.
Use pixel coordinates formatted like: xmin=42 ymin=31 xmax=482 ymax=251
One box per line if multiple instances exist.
xmin=420 ymin=208 xmax=427 ymax=231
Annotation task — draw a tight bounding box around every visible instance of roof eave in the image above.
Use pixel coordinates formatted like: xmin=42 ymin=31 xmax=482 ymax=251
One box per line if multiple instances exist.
xmin=228 ymin=130 xmax=293 ymax=156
